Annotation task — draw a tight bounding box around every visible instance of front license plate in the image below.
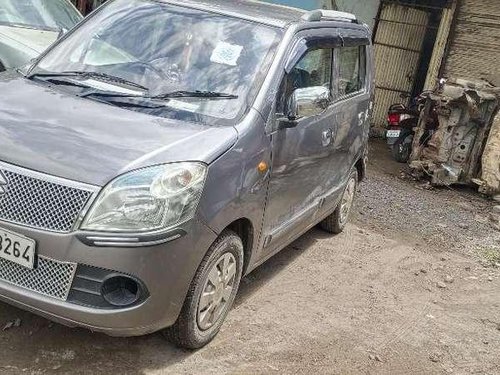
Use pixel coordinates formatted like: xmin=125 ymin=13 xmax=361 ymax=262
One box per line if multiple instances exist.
xmin=387 ymin=130 xmax=401 ymax=138
xmin=0 ymin=228 xmax=36 ymax=269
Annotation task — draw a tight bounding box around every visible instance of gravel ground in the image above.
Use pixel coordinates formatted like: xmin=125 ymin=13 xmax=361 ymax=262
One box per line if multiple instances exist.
xmin=0 ymin=139 xmax=498 ymax=375
xmin=357 ymin=140 xmax=500 ymax=261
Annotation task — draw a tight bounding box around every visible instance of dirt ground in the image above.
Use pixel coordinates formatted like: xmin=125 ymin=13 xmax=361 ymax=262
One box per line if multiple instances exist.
xmin=0 ymin=139 xmax=499 ymax=375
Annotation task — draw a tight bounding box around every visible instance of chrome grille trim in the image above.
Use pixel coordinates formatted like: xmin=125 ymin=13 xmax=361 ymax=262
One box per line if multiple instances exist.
xmin=0 ymin=256 xmax=77 ymax=301
xmin=0 ymin=162 xmax=99 ymax=233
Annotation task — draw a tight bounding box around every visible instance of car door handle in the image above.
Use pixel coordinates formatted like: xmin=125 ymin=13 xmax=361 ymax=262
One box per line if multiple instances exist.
xmin=322 ymin=129 xmax=333 ymax=147
xmin=358 ymin=112 xmax=365 ymax=126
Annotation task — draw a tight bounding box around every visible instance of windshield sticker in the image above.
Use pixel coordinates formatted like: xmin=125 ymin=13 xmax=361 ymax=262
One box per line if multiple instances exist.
xmin=166 ymin=99 xmax=200 ymax=113
xmin=210 ymin=42 xmax=243 ymax=66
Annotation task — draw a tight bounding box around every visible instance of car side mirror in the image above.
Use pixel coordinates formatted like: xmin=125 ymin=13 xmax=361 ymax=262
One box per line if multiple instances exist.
xmin=278 ymin=86 xmax=330 ymax=130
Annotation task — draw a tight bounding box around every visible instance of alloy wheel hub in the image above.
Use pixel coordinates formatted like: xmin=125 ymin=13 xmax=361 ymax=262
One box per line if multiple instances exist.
xmin=197 ymin=252 xmax=237 ymax=331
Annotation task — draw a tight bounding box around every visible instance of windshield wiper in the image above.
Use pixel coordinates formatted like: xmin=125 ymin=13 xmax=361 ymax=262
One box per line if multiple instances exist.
xmin=151 ymin=90 xmax=238 ymax=99
xmin=28 ymin=71 xmax=147 ymax=91
xmin=79 ymin=90 xmax=238 ymax=111
xmin=88 ymin=96 xmax=165 ymax=109
xmin=32 ymin=76 xmax=92 ymax=89
xmin=80 ymin=90 xmax=238 ymax=100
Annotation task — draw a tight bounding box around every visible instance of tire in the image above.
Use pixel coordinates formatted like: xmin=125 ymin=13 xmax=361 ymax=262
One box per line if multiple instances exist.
xmin=164 ymin=230 xmax=244 ymax=349
xmin=392 ymin=133 xmax=413 ymax=163
xmin=0 ymin=61 xmax=5 ymax=72
xmin=320 ymin=170 xmax=358 ymax=234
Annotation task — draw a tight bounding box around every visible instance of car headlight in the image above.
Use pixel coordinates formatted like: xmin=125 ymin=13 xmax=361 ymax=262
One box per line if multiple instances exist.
xmin=81 ymin=162 xmax=207 ymax=232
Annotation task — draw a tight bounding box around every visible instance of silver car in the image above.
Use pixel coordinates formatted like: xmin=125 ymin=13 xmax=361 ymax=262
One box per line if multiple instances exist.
xmin=0 ymin=0 xmax=373 ymax=349
xmin=0 ymin=0 xmax=82 ymax=71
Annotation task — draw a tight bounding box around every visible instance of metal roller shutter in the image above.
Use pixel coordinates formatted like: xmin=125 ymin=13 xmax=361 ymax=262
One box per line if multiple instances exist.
xmin=444 ymin=0 xmax=500 ymax=81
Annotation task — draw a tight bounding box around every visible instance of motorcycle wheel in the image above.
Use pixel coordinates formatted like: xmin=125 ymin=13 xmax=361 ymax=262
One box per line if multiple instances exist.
xmin=392 ymin=134 xmax=413 ymax=163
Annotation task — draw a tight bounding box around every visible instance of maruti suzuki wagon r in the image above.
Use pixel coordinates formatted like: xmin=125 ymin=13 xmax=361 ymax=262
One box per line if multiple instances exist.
xmin=0 ymin=0 xmax=373 ymax=349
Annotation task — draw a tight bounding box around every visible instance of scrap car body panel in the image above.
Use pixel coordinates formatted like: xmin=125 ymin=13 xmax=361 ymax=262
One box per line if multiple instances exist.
xmin=409 ymin=79 xmax=500 ymax=195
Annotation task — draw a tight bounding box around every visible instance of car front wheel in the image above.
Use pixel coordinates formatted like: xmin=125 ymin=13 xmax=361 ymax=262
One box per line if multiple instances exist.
xmin=164 ymin=230 xmax=244 ymax=349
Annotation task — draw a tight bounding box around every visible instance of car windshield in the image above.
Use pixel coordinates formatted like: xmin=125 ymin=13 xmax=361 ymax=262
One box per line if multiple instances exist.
xmin=32 ymin=0 xmax=282 ymax=124
xmin=0 ymin=0 xmax=82 ymax=31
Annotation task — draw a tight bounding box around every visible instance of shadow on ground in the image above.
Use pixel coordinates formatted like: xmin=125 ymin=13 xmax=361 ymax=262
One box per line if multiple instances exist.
xmin=0 ymin=228 xmax=333 ymax=374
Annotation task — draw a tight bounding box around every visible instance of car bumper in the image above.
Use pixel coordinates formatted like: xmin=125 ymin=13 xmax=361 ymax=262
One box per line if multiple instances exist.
xmin=0 ymin=218 xmax=217 ymax=336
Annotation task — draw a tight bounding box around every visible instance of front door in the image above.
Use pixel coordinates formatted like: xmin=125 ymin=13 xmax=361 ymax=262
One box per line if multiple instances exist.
xmin=261 ymin=42 xmax=343 ymax=253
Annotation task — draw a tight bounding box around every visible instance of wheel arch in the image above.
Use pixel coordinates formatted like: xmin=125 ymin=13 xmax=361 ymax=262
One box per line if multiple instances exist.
xmin=224 ymin=218 xmax=255 ymax=275
xmin=355 ymin=157 xmax=367 ymax=182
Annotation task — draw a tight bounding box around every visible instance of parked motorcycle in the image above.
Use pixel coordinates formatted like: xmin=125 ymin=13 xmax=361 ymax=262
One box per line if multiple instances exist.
xmin=386 ymin=92 xmax=434 ymax=163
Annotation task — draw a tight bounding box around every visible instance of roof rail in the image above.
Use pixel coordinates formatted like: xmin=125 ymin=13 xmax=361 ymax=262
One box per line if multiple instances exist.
xmin=301 ymin=9 xmax=358 ymax=23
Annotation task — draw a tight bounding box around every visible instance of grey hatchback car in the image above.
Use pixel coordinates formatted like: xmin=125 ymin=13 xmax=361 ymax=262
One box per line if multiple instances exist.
xmin=0 ymin=0 xmax=373 ymax=348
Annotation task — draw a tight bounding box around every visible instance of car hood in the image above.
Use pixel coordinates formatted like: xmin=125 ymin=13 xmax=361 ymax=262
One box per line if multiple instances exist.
xmin=0 ymin=25 xmax=59 ymax=55
xmin=0 ymin=74 xmax=238 ymax=186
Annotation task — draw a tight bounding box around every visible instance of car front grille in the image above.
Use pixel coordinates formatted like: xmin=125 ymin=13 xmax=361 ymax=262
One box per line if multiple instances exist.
xmin=0 ymin=256 xmax=77 ymax=300
xmin=0 ymin=166 xmax=96 ymax=232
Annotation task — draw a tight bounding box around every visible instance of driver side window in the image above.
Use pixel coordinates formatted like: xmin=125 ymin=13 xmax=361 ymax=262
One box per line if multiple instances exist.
xmin=277 ymin=48 xmax=333 ymax=118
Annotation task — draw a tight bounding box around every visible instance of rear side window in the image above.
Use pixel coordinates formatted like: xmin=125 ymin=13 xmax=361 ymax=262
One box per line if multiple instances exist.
xmin=337 ymin=46 xmax=366 ymax=97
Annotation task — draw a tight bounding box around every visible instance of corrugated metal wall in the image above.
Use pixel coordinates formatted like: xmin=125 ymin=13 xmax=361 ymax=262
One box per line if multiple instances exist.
xmin=373 ymin=3 xmax=430 ymax=128
xmin=443 ymin=0 xmax=500 ymax=81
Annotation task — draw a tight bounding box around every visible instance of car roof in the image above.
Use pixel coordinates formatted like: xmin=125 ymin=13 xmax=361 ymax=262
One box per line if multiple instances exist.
xmin=158 ymin=0 xmax=306 ymax=28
